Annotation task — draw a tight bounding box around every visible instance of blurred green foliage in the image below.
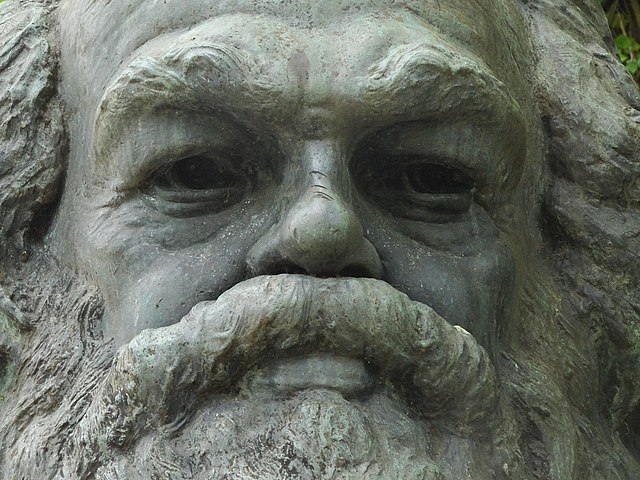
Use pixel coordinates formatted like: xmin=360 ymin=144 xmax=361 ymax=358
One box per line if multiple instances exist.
xmin=602 ymin=0 xmax=640 ymax=82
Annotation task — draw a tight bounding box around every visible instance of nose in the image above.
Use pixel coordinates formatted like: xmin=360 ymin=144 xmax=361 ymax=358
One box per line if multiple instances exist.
xmin=247 ymin=141 xmax=382 ymax=278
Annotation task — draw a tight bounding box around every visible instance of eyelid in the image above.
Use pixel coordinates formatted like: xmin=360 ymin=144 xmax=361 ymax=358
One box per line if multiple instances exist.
xmin=355 ymin=119 xmax=523 ymax=194
xmin=152 ymin=154 xmax=247 ymax=191
xmin=358 ymin=153 xmax=475 ymax=193
xmin=375 ymin=164 xmax=474 ymax=212
xmin=354 ymin=148 xmax=475 ymax=222
xmin=370 ymin=187 xmax=474 ymax=224
xmin=141 ymin=157 xmax=250 ymax=217
xmin=94 ymin=111 xmax=251 ymax=191
xmin=141 ymin=191 xmax=242 ymax=217
xmin=401 ymin=191 xmax=473 ymax=210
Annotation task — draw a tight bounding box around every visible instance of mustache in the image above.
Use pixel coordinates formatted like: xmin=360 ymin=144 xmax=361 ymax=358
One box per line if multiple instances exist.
xmin=72 ymin=275 xmax=497 ymax=469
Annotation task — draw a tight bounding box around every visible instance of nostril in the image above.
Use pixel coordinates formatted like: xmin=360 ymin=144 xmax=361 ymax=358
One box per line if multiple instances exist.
xmin=339 ymin=265 xmax=373 ymax=278
xmin=270 ymin=262 xmax=308 ymax=276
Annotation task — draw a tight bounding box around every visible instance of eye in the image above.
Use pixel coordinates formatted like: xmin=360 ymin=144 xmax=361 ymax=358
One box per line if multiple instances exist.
xmin=143 ymin=154 xmax=249 ymax=217
xmin=384 ymin=162 xmax=473 ymax=196
xmin=359 ymin=156 xmax=475 ymax=222
xmin=160 ymin=155 xmax=246 ymax=191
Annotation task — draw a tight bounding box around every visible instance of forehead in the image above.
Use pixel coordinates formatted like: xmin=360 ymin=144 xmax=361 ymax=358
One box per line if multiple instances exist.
xmin=58 ymin=0 xmax=516 ymax=101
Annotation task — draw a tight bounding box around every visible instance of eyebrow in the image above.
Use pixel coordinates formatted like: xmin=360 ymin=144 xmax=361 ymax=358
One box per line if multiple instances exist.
xmin=97 ymin=36 xmax=521 ymax=114
xmin=364 ymin=42 xmax=523 ymax=128
xmin=95 ymin=42 xmax=263 ymax=129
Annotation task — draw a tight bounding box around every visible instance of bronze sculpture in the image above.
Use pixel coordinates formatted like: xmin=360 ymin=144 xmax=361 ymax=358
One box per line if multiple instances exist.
xmin=1 ymin=0 xmax=639 ymax=478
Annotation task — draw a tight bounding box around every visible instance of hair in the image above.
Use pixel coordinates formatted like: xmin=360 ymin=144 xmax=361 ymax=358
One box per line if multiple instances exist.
xmin=0 ymin=0 xmax=639 ymax=478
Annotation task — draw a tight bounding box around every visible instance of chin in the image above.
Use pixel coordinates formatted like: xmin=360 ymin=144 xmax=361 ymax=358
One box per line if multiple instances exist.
xmin=94 ymin=388 xmax=482 ymax=480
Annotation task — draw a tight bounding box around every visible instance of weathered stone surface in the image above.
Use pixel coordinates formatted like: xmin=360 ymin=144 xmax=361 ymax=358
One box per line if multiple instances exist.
xmin=0 ymin=0 xmax=639 ymax=478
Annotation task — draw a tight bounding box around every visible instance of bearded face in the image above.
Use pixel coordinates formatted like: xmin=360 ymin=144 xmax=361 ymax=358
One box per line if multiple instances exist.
xmin=44 ymin=1 xmax=532 ymax=476
xmin=2 ymin=0 xmax=640 ymax=479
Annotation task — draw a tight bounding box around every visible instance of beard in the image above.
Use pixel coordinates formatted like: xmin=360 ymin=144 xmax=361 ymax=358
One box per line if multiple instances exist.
xmin=98 ymin=389 xmax=444 ymax=479
xmin=1 ymin=255 xmax=518 ymax=480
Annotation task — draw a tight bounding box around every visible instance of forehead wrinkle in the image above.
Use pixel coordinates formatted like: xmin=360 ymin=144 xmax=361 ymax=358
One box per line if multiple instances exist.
xmin=365 ymin=43 xmax=521 ymax=125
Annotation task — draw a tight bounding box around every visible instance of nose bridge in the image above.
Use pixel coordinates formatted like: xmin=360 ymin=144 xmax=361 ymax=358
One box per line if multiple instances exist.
xmin=286 ymin=142 xmax=358 ymax=270
xmin=300 ymin=139 xmax=350 ymax=197
xmin=247 ymin=138 xmax=382 ymax=278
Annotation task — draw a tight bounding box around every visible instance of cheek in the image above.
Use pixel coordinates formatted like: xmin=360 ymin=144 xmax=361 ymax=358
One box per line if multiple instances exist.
xmin=463 ymin=242 xmax=516 ymax=345
xmin=112 ymin=249 xmax=247 ymax=345
xmin=82 ymin=199 xmax=278 ymax=346
xmin=379 ymin=240 xmax=514 ymax=345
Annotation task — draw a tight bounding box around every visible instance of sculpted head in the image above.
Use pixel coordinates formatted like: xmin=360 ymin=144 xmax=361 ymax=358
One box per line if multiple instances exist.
xmin=1 ymin=0 xmax=639 ymax=478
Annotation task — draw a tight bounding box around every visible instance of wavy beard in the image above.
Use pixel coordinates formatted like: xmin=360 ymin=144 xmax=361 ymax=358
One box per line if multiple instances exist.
xmin=97 ymin=389 xmax=444 ymax=480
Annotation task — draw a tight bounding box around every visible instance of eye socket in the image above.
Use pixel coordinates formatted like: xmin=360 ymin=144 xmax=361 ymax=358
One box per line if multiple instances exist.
xmin=357 ymin=155 xmax=475 ymax=222
xmin=143 ymin=154 xmax=250 ymax=217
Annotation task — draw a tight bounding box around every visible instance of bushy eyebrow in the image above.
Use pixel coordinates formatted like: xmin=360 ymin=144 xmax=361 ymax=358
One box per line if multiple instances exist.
xmin=94 ymin=42 xmax=269 ymax=138
xmin=96 ymin=39 xmax=520 ymax=128
xmin=364 ymin=42 xmax=522 ymax=126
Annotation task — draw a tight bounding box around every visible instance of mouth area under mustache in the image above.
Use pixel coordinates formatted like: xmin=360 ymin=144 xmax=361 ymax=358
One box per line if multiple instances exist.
xmin=77 ymin=275 xmax=498 ymax=457
xmin=241 ymin=353 xmax=375 ymax=399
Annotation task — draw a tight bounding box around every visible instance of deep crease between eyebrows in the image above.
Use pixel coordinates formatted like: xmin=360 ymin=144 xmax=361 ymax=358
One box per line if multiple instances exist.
xmin=94 ymin=40 xmax=523 ymax=140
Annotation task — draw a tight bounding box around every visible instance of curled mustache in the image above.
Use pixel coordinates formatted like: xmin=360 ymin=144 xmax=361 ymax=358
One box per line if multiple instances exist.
xmin=71 ymin=275 xmax=497 ymax=475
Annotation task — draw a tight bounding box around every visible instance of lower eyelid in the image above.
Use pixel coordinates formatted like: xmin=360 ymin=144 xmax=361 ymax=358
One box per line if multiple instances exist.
xmin=151 ymin=185 xmax=243 ymax=202
xmin=369 ymin=190 xmax=473 ymax=222
xmin=401 ymin=191 xmax=472 ymax=212
xmin=139 ymin=181 xmax=247 ymax=218
xmin=140 ymin=193 xmax=240 ymax=218
xmin=369 ymin=184 xmax=472 ymax=206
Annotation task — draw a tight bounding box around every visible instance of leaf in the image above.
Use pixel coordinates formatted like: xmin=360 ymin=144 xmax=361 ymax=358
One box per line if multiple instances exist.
xmin=616 ymin=34 xmax=634 ymax=50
